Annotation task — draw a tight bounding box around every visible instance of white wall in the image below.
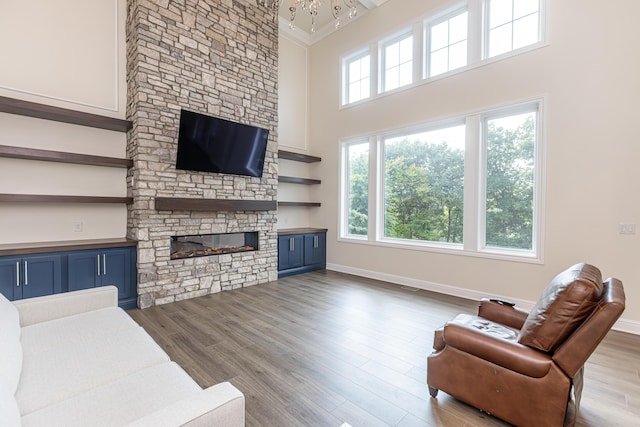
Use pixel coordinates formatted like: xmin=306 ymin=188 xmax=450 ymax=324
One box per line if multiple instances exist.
xmin=278 ymin=32 xmax=317 ymax=229
xmin=278 ymin=33 xmax=309 ymax=152
xmin=306 ymin=0 xmax=640 ymax=330
xmin=0 ymin=0 xmax=128 ymax=244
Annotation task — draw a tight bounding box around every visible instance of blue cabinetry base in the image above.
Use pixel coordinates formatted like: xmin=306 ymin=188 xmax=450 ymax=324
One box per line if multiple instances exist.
xmin=277 ymin=229 xmax=326 ymax=278
xmin=278 ymin=263 xmax=326 ymax=278
xmin=0 ymin=244 xmax=137 ymax=309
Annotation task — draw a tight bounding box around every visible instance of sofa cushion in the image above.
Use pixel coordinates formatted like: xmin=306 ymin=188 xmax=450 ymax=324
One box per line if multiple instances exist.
xmin=12 ymin=286 xmax=118 ymax=327
xmin=21 ymin=362 xmax=201 ymax=427
xmin=0 ymin=380 xmax=21 ymax=427
xmin=0 ymin=293 xmax=22 ymax=394
xmin=16 ymin=325 xmax=170 ymax=415
xmin=19 ymin=306 xmax=139 ymax=349
xmin=518 ymin=263 xmax=603 ymax=352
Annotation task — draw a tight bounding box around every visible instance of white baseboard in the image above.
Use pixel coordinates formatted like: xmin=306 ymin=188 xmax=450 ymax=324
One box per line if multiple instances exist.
xmin=326 ymin=263 xmax=640 ymax=336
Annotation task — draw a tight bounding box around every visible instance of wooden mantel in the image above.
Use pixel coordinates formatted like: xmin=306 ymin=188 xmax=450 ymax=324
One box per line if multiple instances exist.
xmin=155 ymin=197 xmax=277 ymax=211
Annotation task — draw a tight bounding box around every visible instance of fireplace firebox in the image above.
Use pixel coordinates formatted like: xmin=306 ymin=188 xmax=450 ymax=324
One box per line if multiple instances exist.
xmin=170 ymin=232 xmax=259 ymax=260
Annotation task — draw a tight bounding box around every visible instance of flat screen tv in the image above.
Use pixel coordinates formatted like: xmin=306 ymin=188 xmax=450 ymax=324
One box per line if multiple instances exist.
xmin=175 ymin=109 xmax=269 ymax=177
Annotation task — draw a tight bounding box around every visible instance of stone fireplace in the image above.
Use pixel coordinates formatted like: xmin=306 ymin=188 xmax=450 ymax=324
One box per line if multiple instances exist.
xmin=125 ymin=0 xmax=278 ymax=308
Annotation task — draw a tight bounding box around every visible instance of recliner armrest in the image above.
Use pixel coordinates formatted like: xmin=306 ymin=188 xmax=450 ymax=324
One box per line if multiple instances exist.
xmin=443 ymin=314 xmax=552 ymax=378
xmin=478 ymin=298 xmax=529 ymax=330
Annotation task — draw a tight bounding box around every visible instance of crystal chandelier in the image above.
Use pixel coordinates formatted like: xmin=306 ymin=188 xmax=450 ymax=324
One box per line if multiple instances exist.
xmin=262 ymin=0 xmax=358 ymax=33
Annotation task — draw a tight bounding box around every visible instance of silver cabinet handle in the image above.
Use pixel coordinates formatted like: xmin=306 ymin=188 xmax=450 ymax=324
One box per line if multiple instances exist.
xmin=97 ymin=255 xmax=101 ymax=276
xmin=103 ymin=254 xmax=107 ymax=276
xmin=314 ymin=235 xmax=318 ymax=248
xmin=24 ymin=260 xmax=28 ymax=285
xmin=289 ymin=237 xmax=294 ymax=252
xmin=16 ymin=261 xmax=20 ymax=287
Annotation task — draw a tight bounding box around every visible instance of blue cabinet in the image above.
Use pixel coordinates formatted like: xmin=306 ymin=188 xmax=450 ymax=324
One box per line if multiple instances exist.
xmin=0 ymin=257 xmax=18 ymax=300
xmin=0 ymin=254 xmax=62 ymax=300
xmin=0 ymin=245 xmax=137 ymax=309
xmin=278 ymin=230 xmax=326 ymax=278
xmin=68 ymin=247 xmax=137 ymax=309
xmin=304 ymin=233 xmax=326 ymax=267
xmin=278 ymin=235 xmax=304 ymax=271
xmin=67 ymin=251 xmax=101 ymax=291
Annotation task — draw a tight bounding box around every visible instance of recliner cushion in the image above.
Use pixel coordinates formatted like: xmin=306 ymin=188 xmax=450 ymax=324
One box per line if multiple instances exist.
xmin=518 ymin=263 xmax=603 ymax=352
xmin=443 ymin=314 xmax=553 ymax=377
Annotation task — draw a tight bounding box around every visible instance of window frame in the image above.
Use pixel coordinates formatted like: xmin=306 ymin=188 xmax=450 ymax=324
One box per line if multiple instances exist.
xmin=337 ymin=0 xmax=548 ymax=110
xmin=341 ymin=49 xmax=372 ymax=106
xmin=425 ymin=6 xmax=470 ymax=78
xmin=340 ymin=137 xmax=374 ymax=240
xmin=477 ymin=102 xmax=543 ymax=257
xmin=483 ymin=0 xmax=544 ymax=59
xmin=379 ymin=29 xmax=415 ymax=94
xmin=338 ymin=99 xmax=545 ymax=263
xmin=378 ymin=122 xmax=467 ymax=247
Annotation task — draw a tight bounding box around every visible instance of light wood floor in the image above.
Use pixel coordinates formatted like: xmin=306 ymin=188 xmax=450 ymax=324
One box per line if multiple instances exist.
xmin=128 ymin=270 xmax=640 ymax=426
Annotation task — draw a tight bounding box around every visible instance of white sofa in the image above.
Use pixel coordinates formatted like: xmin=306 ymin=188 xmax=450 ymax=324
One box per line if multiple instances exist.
xmin=0 ymin=286 xmax=244 ymax=427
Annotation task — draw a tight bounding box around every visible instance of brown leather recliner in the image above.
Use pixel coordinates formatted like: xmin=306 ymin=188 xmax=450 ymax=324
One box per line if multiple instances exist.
xmin=427 ymin=263 xmax=625 ymax=427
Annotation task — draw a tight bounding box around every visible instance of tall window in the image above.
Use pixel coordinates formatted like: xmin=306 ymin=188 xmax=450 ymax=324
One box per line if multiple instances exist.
xmin=343 ymin=51 xmax=371 ymax=105
xmin=382 ymin=125 xmax=465 ymax=244
xmin=483 ymin=110 xmax=537 ymax=250
xmin=486 ymin=0 xmax=540 ymax=58
xmin=340 ymin=101 xmax=543 ymax=260
xmin=381 ymin=32 xmax=413 ymax=92
xmin=428 ymin=10 xmax=468 ymax=77
xmin=343 ymin=141 xmax=369 ymax=237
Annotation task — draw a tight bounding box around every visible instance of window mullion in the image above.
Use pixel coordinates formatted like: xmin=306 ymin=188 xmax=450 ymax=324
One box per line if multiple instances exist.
xmin=340 ymin=143 xmax=349 ymax=237
xmin=368 ymin=136 xmax=378 ymax=241
xmin=413 ymin=22 xmax=423 ymax=85
xmin=376 ymin=40 xmax=384 ymax=94
xmin=374 ymin=136 xmax=384 ymax=241
xmin=532 ymin=103 xmax=545 ymax=261
xmin=370 ymin=43 xmax=379 ymax=98
xmin=510 ymin=0 xmax=515 ymax=51
xmin=423 ymin=19 xmax=429 ymax=79
xmin=477 ymin=113 xmax=489 ymax=250
xmin=463 ymin=115 xmax=480 ymax=251
xmin=341 ymin=55 xmax=347 ymax=105
xmin=468 ymin=0 xmax=483 ymax=63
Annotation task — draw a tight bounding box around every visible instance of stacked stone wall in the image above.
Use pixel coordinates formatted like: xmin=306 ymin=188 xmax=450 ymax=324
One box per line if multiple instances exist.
xmin=126 ymin=0 xmax=278 ymax=308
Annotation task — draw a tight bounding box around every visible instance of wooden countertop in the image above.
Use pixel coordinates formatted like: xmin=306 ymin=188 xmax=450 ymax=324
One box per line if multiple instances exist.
xmin=277 ymin=227 xmax=328 ymax=236
xmin=0 ymin=238 xmax=137 ymax=256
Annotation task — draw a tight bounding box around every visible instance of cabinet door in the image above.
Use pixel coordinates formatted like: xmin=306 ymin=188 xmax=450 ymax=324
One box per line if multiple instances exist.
xmin=304 ymin=233 xmax=326 ymax=266
xmin=278 ymin=235 xmax=304 ymax=270
xmin=68 ymin=250 xmax=100 ymax=291
xmin=20 ymin=254 xmax=62 ymax=299
xmin=0 ymin=257 xmax=21 ymax=300
xmin=102 ymin=248 xmax=132 ymax=302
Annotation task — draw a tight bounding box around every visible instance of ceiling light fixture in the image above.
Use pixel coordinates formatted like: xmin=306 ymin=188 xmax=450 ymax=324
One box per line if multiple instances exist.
xmin=262 ymin=0 xmax=358 ymax=32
